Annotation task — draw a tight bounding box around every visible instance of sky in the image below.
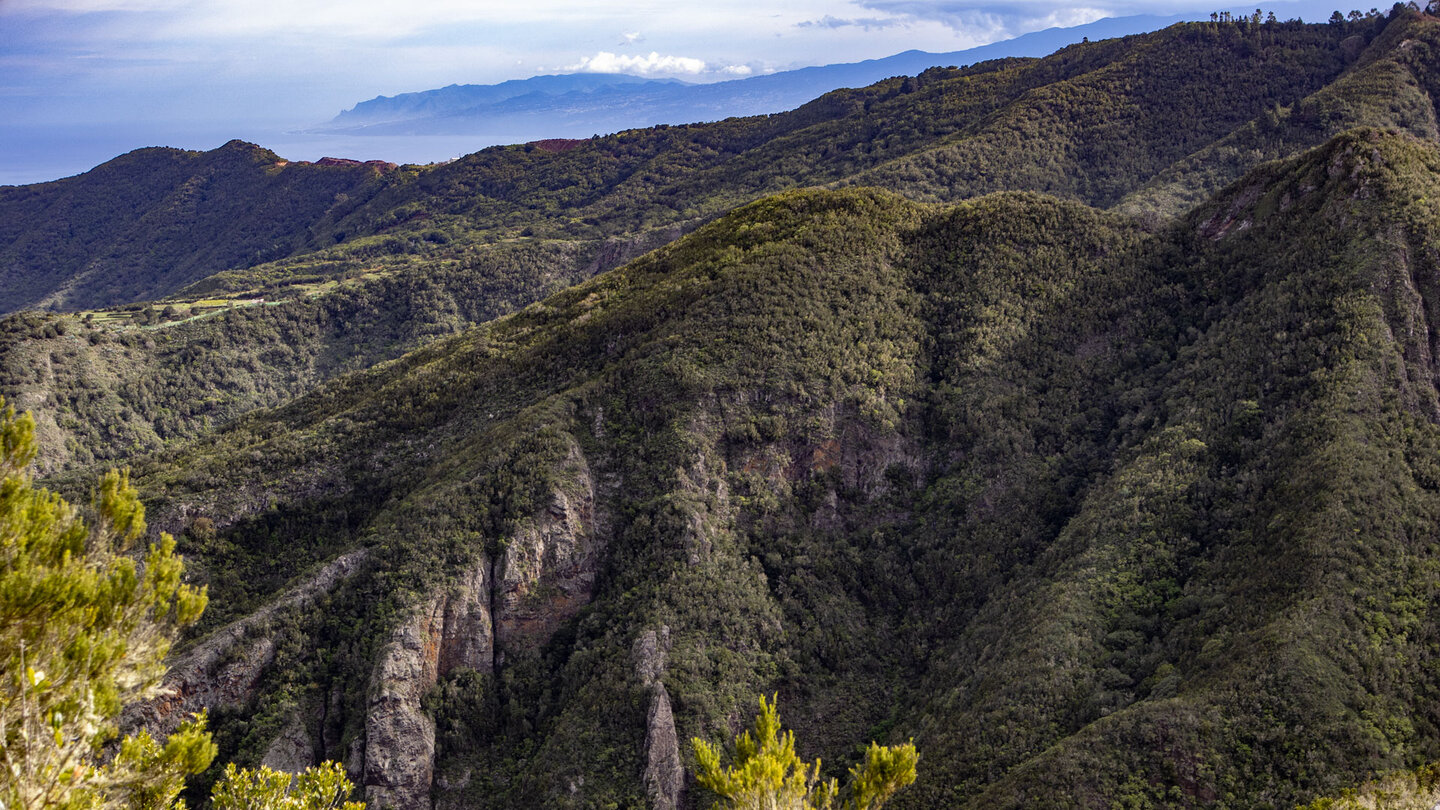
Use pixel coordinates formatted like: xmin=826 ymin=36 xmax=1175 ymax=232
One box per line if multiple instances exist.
xmin=0 ymin=0 xmax=1350 ymax=184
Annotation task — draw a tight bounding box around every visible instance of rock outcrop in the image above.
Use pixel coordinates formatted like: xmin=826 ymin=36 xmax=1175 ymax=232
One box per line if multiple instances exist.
xmin=124 ymin=549 xmax=370 ymax=743
xmin=364 ymin=439 xmax=602 ymax=808
xmin=363 ymin=561 xmax=497 ymax=810
xmin=493 ymin=442 xmax=599 ymax=652
xmin=439 ymin=563 xmax=495 ymax=674
xmin=261 ymin=712 xmax=319 ymax=773
xmin=363 ymin=597 xmax=445 ymax=810
xmin=634 ymin=627 xmax=684 ymax=810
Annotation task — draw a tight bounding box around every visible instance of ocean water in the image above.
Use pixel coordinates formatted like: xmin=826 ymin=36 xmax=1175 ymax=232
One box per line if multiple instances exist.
xmin=0 ymin=123 xmax=514 ymax=186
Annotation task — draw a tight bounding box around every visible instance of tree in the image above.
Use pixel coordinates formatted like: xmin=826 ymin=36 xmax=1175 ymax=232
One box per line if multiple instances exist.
xmin=0 ymin=400 xmax=214 ymax=810
xmin=1295 ymin=761 xmax=1440 ymax=808
xmin=691 ymin=694 xmax=917 ymax=810
xmin=211 ymin=762 xmax=364 ymax=810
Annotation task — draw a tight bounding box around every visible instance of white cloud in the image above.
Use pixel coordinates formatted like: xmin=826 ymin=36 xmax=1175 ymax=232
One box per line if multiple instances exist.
xmin=5 ymin=0 xmax=1243 ymax=143
xmin=841 ymin=0 xmax=1123 ymax=43
xmin=567 ymin=50 xmax=707 ymax=75
xmin=1033 ymin=6 xmax=1108 ymax=27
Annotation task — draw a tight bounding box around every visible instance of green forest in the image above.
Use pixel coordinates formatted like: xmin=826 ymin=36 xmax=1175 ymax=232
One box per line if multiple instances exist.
xmin=6 ymin=9 xmax=1440 ymax=810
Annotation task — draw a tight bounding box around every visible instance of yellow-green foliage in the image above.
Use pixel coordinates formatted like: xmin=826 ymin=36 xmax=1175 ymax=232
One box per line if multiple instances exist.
xmin=692 ymin=695 xmax=916 ymax=810
xmin=1296 ymin=762 xmax=1440 ymax=809
xmin=211 ymin=761 xmax=364 ymax=810
xmin=108 ymin=716 xmax=218 ymax=810
xmin=0 ymin=398 xmax=213 ymax=810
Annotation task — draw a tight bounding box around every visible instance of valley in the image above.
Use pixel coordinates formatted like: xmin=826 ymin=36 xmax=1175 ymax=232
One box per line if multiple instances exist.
xmin=5 ymin=10 xmax=1440 ymax=809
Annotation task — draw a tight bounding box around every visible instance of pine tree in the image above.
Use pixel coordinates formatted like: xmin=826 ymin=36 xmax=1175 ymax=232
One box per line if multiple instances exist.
xmin=211 ymin=761 xmax=364 ymax=810
xmin=691 ymin=694 xmax=917 ymax=810
xmin=0 ymin=399 xmax=214 ymax=810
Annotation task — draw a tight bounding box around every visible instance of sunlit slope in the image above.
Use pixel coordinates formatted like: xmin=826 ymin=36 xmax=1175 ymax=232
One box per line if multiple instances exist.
xmin=8 ymin=15 xmax=1427 ymax=477
xmin=101 ymin=127 xmax=1440 ymax=808
xmin=4 ymin=14 xmax=1412 ymax=323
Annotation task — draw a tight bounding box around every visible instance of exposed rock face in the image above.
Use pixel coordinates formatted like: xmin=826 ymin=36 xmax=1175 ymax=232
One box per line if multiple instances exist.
xmin=364 ymin=598 xmax=444 ymax=810
xmin=364 ymin=562 xmax=495 ymax=810
xmin=261 ymin=713 xmax=318 ymax=773
xmin=494 ymin=443 xmax=599 ymax=651
xmin=364 ymin=439 xmax=602 ymax=808
xmin=124 ymin=549 xmax=369 ymax=741
xmin=439 ymin=563 xmax=495 ymax=674
xmin=634 ymin=627 xmax=684 ymax=810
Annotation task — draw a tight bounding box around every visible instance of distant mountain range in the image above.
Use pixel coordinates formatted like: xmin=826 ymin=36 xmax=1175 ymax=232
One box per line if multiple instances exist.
xmin=324 ymin=13 xmax=1191 ymax=137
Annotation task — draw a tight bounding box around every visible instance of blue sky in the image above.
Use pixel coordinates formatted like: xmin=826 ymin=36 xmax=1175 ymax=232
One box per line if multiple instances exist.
xmin=0 ymin=0 xmax=1352 ymax=183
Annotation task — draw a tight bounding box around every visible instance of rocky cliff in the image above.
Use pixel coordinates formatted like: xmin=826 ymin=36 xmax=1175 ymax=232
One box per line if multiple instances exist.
xmin=364 ymin=438 xmax=599 ymax=809
xmin=124 ymin=549 xmax=370 ymax=742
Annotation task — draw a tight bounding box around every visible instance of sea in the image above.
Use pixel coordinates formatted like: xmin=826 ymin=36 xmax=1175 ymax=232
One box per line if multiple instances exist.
xmin=0 ymin=122 xmax=514 ymax=186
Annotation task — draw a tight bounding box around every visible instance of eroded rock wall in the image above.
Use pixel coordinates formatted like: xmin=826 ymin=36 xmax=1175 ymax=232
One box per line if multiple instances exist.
xmin=634 ymin=627 xmax=684 ymax=810
xmin=494 ymin=441 xmax=600 ymax=653
xmin=124 ymin=549 xmax=370 ymax=744
xmin=364 ymin=438 xmax=600 ymax=808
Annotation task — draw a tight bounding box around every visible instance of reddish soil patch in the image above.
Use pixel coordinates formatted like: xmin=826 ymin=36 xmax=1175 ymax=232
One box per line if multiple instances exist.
xmin=528 ymin=139 xmax=587 ymax=153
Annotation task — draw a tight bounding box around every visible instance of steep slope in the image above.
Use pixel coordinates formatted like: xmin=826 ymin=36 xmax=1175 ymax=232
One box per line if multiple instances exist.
xmin=321 ymin=16 xmax=1364 ymax=245
xmin=844 ymin=16 xmax=1361 ymax=208
xmin=1 ymin=15 xmax=1391 ymax=322
xmin=893 ymin=127 xmax=1440 ymax=808
xmin=95 ymin=127 xmax=1440 ymax=809
xmin=117 ymin=186 xmax=1132 ymax=808
xmin=8 ymin=15 xmax=1422 ymax=476
xmin=0 ymin=141 xmax=396 ymax=312
xmin=0 ymin=230 xmax=676 ymax=472
xmin=1118 ymin=9 xmax=1440 ymax=216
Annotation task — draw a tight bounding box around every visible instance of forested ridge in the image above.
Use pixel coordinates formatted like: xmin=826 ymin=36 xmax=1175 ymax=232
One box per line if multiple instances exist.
xmin=5 ymin=10 xmax=1440 ymax=810
xmin=7 ymin=12 xmax=1438 ymax=475
xmin=48 ymin=126 xmax=1440 ymax=809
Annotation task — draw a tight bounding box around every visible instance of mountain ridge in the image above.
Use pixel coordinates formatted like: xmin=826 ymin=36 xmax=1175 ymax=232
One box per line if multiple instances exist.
xmin=6 ymin=14 xmax=1440 ymax=808
xmin=325 ymin=13 xmax=1192 ymax=138
xmin=0 ymin=139 xmax=396 ymax=313
xmin=81 ymin=124 xmax=1440 ymax=809
xmin=2 ymin=14 xmax=1423 ymax=478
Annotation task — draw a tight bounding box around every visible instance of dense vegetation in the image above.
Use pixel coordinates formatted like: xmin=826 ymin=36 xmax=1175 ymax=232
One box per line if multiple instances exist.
xmin=0 ymin=231 xmax=673 ymax=472
xmin=7 ymin=12 xmax=1437 ymax=476
xmin=35 ymin=121 xmax=1434 ymax=809
xmin=0 ymin=142 xmax=394 ymax=312
xmin=0 ymin=13 xmax=1408 ymax=309
xmin=6 ymin=11 xmax=1440 ymax=810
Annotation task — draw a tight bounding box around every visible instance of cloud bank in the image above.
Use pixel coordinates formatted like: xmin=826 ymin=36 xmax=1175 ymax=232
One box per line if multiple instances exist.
xmin=567 ymin=51 xmax=708 ymax=75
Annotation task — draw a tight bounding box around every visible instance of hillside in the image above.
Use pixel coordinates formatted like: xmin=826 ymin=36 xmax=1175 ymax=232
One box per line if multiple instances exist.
xmin=6 ymin=13 xmax=1435 ymax=475
xmin=6 ymin=13 xmax=1440 ymax=808
xmin=92 ymin=126 xmax=1440 ymax=809
xmin=0 ymin=15 xmax=1402 ymax=322
xmin=0 ymin=231 xmax=676 ymax=472
xmin=0 ymin=141 xmax=397 ymax=313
